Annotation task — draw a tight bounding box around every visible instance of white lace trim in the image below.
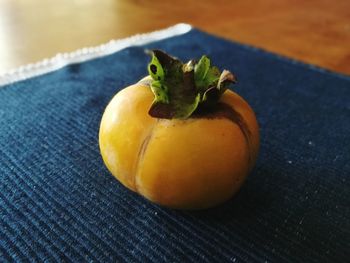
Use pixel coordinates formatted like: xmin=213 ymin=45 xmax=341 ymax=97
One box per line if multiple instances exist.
xmin=0 ymin=23 xmax=192 ymax=86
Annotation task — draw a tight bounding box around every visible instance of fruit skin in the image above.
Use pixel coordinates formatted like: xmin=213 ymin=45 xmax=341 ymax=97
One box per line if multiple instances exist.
xmin=99 ymin=77 xmax=259 ymax=210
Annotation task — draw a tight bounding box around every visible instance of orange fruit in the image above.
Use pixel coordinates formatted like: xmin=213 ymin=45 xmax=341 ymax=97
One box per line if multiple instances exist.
xmin=99 ymin=50 xmax=259 ymax=209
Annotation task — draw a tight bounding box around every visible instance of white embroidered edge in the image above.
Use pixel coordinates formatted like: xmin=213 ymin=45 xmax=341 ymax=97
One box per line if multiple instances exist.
xmin=0 ymin=23 xmax=192 ymax=86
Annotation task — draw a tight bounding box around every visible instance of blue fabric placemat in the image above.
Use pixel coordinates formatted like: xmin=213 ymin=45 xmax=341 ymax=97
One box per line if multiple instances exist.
xmin=1 ymin=27 xmax=349 ymax=263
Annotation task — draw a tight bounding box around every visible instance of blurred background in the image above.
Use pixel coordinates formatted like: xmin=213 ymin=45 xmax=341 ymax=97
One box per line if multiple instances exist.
xmin=0 ymin=0 xmax=349 ymax=75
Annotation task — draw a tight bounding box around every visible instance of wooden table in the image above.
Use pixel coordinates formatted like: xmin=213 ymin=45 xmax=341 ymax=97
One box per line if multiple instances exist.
xmin=1 ymin=0 xmax=349 ymax=75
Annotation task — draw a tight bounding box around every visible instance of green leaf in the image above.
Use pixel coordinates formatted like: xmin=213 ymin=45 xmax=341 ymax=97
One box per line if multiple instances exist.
xmin=148 ymin=53 xmax=165 ymax=81
xmin=175 ymin=92 xmax=201 ymax=119
xmin=150 ymin=80 xmax=169 ymax=104
xmin=205 ymin=66 xmax=221 ymax=87
xmin=146 ymin=50 xmax=237 ymax=119
xmin=147 ymin=50 xmax=200 ymax=119
xmin=202 ymin=70 xmax=236 ymax=104
xmin=149 ymin=67 xmax=199 ymax=119
xmin=149 ymin=92 xmax=201 ymax=119
xmin=194 ymin=56 xmax=221 ymax=95
xmin=194 ymin=55 xmax=210 ymax=82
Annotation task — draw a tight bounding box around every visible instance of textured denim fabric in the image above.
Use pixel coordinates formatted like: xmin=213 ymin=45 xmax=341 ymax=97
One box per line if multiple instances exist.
xmin=0 ymin=29 xmax=349 ymax=263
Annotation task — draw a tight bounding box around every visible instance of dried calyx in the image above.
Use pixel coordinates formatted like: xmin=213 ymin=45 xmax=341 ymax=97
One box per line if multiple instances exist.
xmin=147 ymin=49 xmax=237 ymax=119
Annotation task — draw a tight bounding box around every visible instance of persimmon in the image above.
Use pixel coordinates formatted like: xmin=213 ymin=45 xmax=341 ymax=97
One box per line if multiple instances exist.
xmin=99 ymin=50 xmax=259 ymax=209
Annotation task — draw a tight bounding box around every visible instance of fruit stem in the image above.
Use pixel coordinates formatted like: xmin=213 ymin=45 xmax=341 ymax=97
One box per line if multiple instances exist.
xmin=147 ymin=50 xmax=237 ymax=119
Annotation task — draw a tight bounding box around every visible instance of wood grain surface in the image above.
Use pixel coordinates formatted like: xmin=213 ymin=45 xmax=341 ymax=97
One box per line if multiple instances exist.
xmin=0 ymin=0 xmax=349 ymax=75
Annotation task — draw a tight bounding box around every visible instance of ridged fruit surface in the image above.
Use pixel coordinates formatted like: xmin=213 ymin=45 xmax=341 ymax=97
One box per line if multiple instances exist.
xmin=99 ymin=78 xmax=259 ymax=209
